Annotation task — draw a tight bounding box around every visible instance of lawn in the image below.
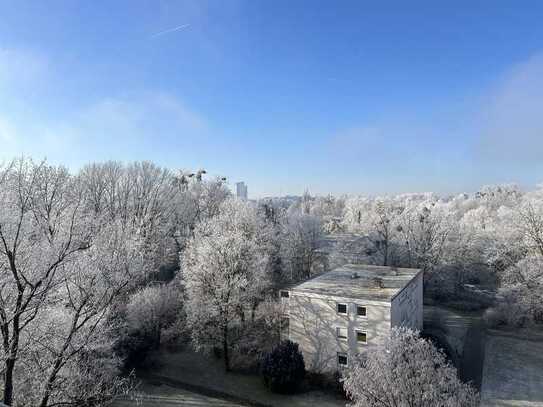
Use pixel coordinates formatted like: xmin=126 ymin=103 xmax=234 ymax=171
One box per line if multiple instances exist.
xmin=114 ymin=380 xmax=246 ymax=407
xmin=137 ymin=347 xmax=346 ymax=407
xmin=481 ymin=329 xmax=543 ymax=407
xmin=123 ymin=306 xmax=495 ymax=407
xmin=423 ymin=305 xmax=486 ymax=388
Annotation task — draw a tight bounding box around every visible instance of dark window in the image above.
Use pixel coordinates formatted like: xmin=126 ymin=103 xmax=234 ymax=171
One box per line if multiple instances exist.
xmin=357 ymin=306 xmax=367 ymax=317
xmin=337 ymin=303 xmax=347 ymax=314
xmin=280 ymin=290 xmax=289 ymax=298
xmin=337 ymin=353 xmax=348 ymax=366
xmin=356 ymin=331 xmax=367 ymax=343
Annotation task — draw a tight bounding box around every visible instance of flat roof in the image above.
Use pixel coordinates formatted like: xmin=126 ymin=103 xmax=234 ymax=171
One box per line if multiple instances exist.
xmin=289 ymin=264 xmax=421 ymax=302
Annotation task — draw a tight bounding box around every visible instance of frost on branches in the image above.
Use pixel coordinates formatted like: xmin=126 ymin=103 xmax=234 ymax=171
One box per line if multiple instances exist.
xmin=182 ymin=198 xmax=271 ymax=371
xmin=0 ymin=159 xmax=149 ymax=406
xmin=343 ymin=328 xmax=479 ymax=407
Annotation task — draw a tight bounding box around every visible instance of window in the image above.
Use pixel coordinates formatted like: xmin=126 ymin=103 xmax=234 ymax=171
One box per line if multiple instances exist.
xmin=280 ymin=290 xmax=289 ymax=298
xmin=356 ymin=306 xmax=367 ymax=317
xmin=336 ymin=303 xmax=347 ymax=314
xmin=337 ymin=352 xmax=348 ymax=367
xmin=356 ymin=331 xmax=367 ymax=344
xmin=336 ymin=327 xmax=347 ymax=340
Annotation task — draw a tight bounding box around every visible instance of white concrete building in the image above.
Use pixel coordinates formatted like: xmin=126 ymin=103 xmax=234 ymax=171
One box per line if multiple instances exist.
xmin=235 ymin=182 xmax=248 ymax=200
xmin=280 ymin=264 xmax=423 ymax=373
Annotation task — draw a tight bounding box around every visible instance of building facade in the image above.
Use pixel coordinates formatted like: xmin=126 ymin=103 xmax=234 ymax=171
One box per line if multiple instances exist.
xmin=280 ymin=264 xmax=423 ymax=373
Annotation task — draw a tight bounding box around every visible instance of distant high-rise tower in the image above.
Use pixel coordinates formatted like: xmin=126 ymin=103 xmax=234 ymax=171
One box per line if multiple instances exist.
xmin=236 ymin=182 xmax=248 ymax=200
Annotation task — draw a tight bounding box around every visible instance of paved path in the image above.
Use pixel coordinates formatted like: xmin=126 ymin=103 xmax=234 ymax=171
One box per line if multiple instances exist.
xmin=481 ymin=332 xmax=543 ymax=407
xmin=424 ymin=305 xmax=486 ymax=389
xmin=459 ymin=315 xmax=486 ymax=389
xmin=114 ymin=381 xmax=247 ymax=407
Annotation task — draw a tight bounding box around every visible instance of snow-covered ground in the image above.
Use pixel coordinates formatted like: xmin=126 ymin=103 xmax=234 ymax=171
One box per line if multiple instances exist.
xmin=114 ymin=381 xmax=246 ymax=407
xmin=139 ymin=348 xmax=346 ymax=407
xmin=423 ymin=305 xmax=486 ymax=388
xmin=481 ymin=331 xmax=543 ymax=407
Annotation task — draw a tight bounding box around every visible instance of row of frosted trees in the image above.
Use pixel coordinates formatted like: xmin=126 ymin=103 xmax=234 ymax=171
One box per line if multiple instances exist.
xmin=0 ymin=158 xmax=325 ymax=406
xmin=1 ymin=157 xmax=539 ymax=405
xmin=0 ymin=159 xmax=233 ymax=406
xmin=307 ymin=185 xmax=543 ymax=325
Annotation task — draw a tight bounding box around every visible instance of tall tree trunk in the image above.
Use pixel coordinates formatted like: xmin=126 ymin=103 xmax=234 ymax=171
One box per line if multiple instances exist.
xmin=251 ymin=301 xmax=258 ymax=323
xmin=39 ymin=345 xmax=70 ymax=407
xmin=3 ymin=356 xmax=16 ymax=406
xmin=237 ymin=305 xmax=245 ymax=324
xmin=155 ymin=323 xmax=161 ymax=350
xmin=39 ymin=364 xmax=60 ymax=407
xmin=222 ymin=323 xmax=230 ymax=372
xmin=4 ymin=300 xmax=21 ymax=406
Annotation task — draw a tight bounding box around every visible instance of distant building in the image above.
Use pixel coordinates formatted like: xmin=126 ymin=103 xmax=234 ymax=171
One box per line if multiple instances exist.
xmin=280 ymin=264 xmax=423 ymax=373
xmin=236 ymin=182 xmax=248 ymax=200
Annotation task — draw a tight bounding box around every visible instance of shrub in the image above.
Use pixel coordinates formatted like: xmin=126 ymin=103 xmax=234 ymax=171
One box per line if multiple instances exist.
xmin=114 ymin=328 xmax=156 ymax=369
xmin=262 ymin=340 xmax=305 ymax=394
xmin=230 ymin=320 xmax=272 ymax=372
xmin=484 ymin=302 xmax=529 ymax=328
xmin=333 ymin=370 xmax=349 ymax=399
xmin=343 ymin=328 xmax=479 ymax=407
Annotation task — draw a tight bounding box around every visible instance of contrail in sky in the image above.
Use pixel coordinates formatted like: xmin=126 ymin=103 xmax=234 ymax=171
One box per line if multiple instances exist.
xmin=151 ymin=24 xmax=190 ymax=38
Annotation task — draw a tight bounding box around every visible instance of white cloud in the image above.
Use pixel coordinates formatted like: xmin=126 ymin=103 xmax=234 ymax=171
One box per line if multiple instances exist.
xmin=324 ymin=123 xmax=430 ymax=166
xmin=0 ymin=90 xmax=211 ymax=169
xmin=0 ymin=46 xmax=211 ymax=168
xmin=59 ymin=91 xmax=208 ymax=143
xmin=478 ymin=53 xmax=543 ymax=163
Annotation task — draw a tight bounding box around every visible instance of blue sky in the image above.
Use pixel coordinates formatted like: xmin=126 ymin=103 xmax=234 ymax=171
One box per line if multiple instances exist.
xmin=1 ymin=1 xmax=543 ymax=197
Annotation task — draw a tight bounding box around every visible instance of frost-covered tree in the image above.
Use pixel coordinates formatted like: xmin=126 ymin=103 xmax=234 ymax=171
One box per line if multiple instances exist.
xmin=343 ymin=328 xmax=479 ymax=407
xmin=475 ymin=184 xmax=522 ymax=211
xmin=182 ymin=198 xmax=270 ymax=371
xmin=21 ymin=222 xmax=145 ymax=407
xmin=281 ymin=213 xmax=323 ymax=281
xmin=79 ymin=161 xmax=230 ymax=281
xmin=126 ymin=282 xmax=183 ymax=349
xmin=0 ymin=159 xmax=152 ymax=406
xmin=307 ymin=195 xmax=346 ymax=233
xmin=343 ymin=197 xmax=404 ymax=266
xmin=79 ymin=161 xmax=181 ymax=276
xmin=491 ymin=190 xmax=543 ymax=324
xmin=516 ymin=196 xmax=543 ymax=258
xmin=173 ymin=175 xmax=230 ymax=268
xmin=397 ymin=201 xmax=454 ymax=271
xmin=487 ymin=254 xmax=543 ymax=327
xmin=0 ymin=160 xmax=94 ymax=405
